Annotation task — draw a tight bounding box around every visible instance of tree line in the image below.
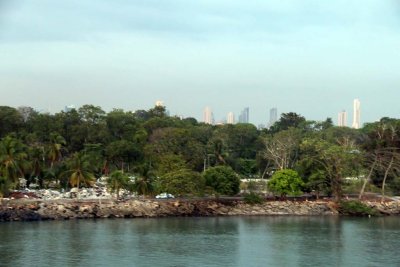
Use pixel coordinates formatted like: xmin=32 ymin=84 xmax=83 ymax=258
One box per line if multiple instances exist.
xmin=0 ymin=104 xmax=399 ymax=200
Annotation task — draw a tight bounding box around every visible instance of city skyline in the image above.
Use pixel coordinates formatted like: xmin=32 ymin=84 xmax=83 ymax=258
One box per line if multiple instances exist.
xmin=1 ymin=1 xmax=399 ymax=125
xmin=6 ymin=97 xmax=390 ymax=128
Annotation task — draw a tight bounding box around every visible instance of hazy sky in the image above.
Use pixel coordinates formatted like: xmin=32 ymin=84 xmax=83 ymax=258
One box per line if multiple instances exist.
xmin=1 ymin=0 xmax=400 ymax=125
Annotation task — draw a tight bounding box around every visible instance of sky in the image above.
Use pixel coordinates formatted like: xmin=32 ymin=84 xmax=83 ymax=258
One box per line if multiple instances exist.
xmin=1 ymin=0 xmax=400 ymax=126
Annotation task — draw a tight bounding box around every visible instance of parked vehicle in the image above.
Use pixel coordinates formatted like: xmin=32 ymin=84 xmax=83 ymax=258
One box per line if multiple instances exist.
xmin=155 ymin=193 xmax=175 ymax=199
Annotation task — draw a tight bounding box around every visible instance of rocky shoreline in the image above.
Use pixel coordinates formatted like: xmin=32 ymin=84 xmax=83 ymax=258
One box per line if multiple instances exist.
xmin=1 ymin=198 xmax=400 ymax=222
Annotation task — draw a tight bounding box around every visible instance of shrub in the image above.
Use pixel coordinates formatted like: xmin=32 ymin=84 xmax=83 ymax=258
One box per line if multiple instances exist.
xmin=203 ymin=166 xmax=240 ymax=196
xmin=268 ymin=169 xmax=304 ymax=197
xmin=339 ymin=200 xmax=380 ymax=216
xmin=244 ymin=192 xmax=264 ymax=205
xmin=158 ymin=169 xmax=205 ymax=196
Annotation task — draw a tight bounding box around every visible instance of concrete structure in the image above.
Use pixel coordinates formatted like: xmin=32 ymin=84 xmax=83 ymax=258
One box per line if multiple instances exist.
xmin=227 ymin=112 xmax=235 ymax=124
xmin=269 ymin=107 xmax=278 ymax=127
xmin=239 ymin=107 xmax=249 ymax=123
xmin=352 ymin=99 xmax=361 ymax=129
xmin=203 ymin=106 xmax=213 ymax=125
xmin=155 ymin=100 xmax=164 ymax=107
xmin=64 ymin=105 xmax=75 ymax=112
xmin=338 ymin=110 xmax=347 ymax=127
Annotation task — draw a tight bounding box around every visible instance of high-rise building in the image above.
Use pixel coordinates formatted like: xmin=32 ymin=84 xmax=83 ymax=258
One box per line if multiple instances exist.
xmin=64 ymin=105 xmax=75 ymax=112
xmin=338 ymin=110 xmax=347 ymax=127
xmin=227 ymin=112 xmax=235 ymax=124
xmin=239 ymin=107 xmax=249 ymax=123
xmin=155 ymin=100 xmax=164 ymax=107
xmin=203 ymin=107 xmax=213 ymax=125
xmin=269 ymin=108 xmax=278 ymax=127
xmin=352 ymin=99 xmax=361 ymax=129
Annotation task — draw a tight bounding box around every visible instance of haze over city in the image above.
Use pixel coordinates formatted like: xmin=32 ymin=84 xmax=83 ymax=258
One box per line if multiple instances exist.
xmin=1 ymin=1 xmax=400 ymax=125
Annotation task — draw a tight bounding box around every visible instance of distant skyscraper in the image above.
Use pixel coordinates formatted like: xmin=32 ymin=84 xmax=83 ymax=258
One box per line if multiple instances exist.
xmin=203 ymin=107 xmax=213 ymax=125
xmin=227 ymin=112 xmax=235 ymax=124
xmin=352 ymin=99 xmax=361 ymax=129
xmin=155 ymin=100 xmax=164 ymax=107
xmin=269 ymin=108 xmax=278 ymax=127
xmin=64 ymin=105 xmax=75 ymax=112
xmin=239 ymin=107 xmax=249 ymax=123
xmin=338 ymin=110 xmax=347 ymax=127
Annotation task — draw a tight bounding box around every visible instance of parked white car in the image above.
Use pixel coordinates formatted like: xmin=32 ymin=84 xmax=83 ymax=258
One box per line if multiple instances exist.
xmin=155 ymin=193 xmax=175 ymax=199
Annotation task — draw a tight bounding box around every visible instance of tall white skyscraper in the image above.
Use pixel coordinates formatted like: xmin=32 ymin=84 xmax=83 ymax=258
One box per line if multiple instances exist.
xmin=227 ymin=112 xmax=235 ymax=124
xmin=338 ymin=110 xmax=347 ymax=127
xmin=269 ymin=107 xmax=278 ymax=127
xmin=203 ymin=107 xmax=213 ymax=125
xmin=352 ymin=99 xmax=361 ymax=129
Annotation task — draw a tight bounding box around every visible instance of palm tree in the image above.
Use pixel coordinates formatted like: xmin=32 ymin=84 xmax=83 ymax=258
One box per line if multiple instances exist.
xmin=27 ymin=145 xmax=46 ymax=188
xmin=107 ymin=170 xmax=130 ymax=199
xmin=48 ymin=132 xmax=66 ymax=168
xmin=0 ymin=136 xmax=28 ymax=187
xmin=0 ymin=176 xmax=11 ymax=198
xmin=134 ymin=163 xmax=155 ymax=196
xmin=61 ymin=153 xmax=95 ymax=191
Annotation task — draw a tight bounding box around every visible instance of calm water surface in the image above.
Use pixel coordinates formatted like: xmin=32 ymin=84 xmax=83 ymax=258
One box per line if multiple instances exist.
xmin=1 ymin=216 xmax=399 ymax=267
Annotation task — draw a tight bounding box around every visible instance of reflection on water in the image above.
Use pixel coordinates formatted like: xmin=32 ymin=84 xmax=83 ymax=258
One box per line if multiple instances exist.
xmin=0 ymin=216 xmax=399 ymax=267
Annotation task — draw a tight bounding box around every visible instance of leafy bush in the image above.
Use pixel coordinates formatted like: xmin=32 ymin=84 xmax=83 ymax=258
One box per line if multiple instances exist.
xmin=244 ymin=192 xmax=264 ymax=205
xmin=268 ymin=169 xmax=304 ymax=197
xmin=339 ymin=200 xmax=380 ymax=216
xmin=158 ymin=169 xmax=205 ymax=196
xmin=203 ymin=166 xmax=240 ymax=196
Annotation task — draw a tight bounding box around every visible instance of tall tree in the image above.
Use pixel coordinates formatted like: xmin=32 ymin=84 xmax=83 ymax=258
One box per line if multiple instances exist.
xmin=107 ymin=170 xmax=130 ymax=199
xmin=0 ymin=136 xmax=28 ymax=187
xmin=0 ymin=106 xmax=24 ymax=138
xmin=263 ymin=128 xmax=302 ymax=171
xmin=61 ymin=153 xmax=95 ymax=190
xmin=47 ymin=132 xmax=66 ymax=168
xmin=300 ymin=137 xmax=361 ymax=201
xmin=269 ymin=112 xmax=306 ymax=133
xmin=157 ymin=169 xmax=205 ymax=196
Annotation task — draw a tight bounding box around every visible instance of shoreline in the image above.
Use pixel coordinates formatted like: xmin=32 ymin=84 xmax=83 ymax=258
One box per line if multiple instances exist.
xmin=1 ymin=198 xmax=400 ymax=222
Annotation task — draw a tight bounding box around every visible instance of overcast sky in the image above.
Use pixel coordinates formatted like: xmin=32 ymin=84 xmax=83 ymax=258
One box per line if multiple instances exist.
xmin=1 ymin=0 xmax=400 ymax=125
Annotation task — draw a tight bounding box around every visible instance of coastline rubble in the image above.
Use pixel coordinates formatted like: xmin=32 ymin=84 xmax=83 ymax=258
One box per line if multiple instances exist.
xmin=1 ymin=196 xmax=400 ymax=222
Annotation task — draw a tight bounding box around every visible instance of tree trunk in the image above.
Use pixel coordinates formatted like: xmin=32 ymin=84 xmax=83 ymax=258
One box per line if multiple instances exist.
xmin=359 ymin=157 xmax=378 ymax=200
xmin=381 ymin=156 xmax=394 ymax=203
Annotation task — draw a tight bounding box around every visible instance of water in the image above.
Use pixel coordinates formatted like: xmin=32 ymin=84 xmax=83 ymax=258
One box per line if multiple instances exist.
xmin=1 ymin=216 xmax=399 ymax=267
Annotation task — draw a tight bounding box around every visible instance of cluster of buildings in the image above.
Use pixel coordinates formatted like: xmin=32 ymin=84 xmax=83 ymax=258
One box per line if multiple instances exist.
xmin=203 ymin=107 xmax=254 ymax=125
xmin=203 ymin=106 xmax=278 ymax=128
xmin=338 ymin=98 xmax=361 ymax=129
xmin=60 ymin=99 xmax=362 ymax=130
xmin=203 ymin=98 xmax=362 ymax=130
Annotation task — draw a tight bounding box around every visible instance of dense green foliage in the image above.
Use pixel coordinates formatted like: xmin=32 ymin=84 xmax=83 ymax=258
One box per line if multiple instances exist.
xmin=0 ymin=104 xmax=400 ymax=200
xmin=339 ymin=200 xmax=380 ymax=216
xmin=157 ymin=169 xmax=205 ymax=196
xmin=203 ymin=166 xmax=241 ymax=196
xmin=243 ymin=192 xmax=264 ymax=204
xmin=107 ymin=170 xmax=132 ymax=199
xmin=268 ymin=169 xmax=304 ymax=197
